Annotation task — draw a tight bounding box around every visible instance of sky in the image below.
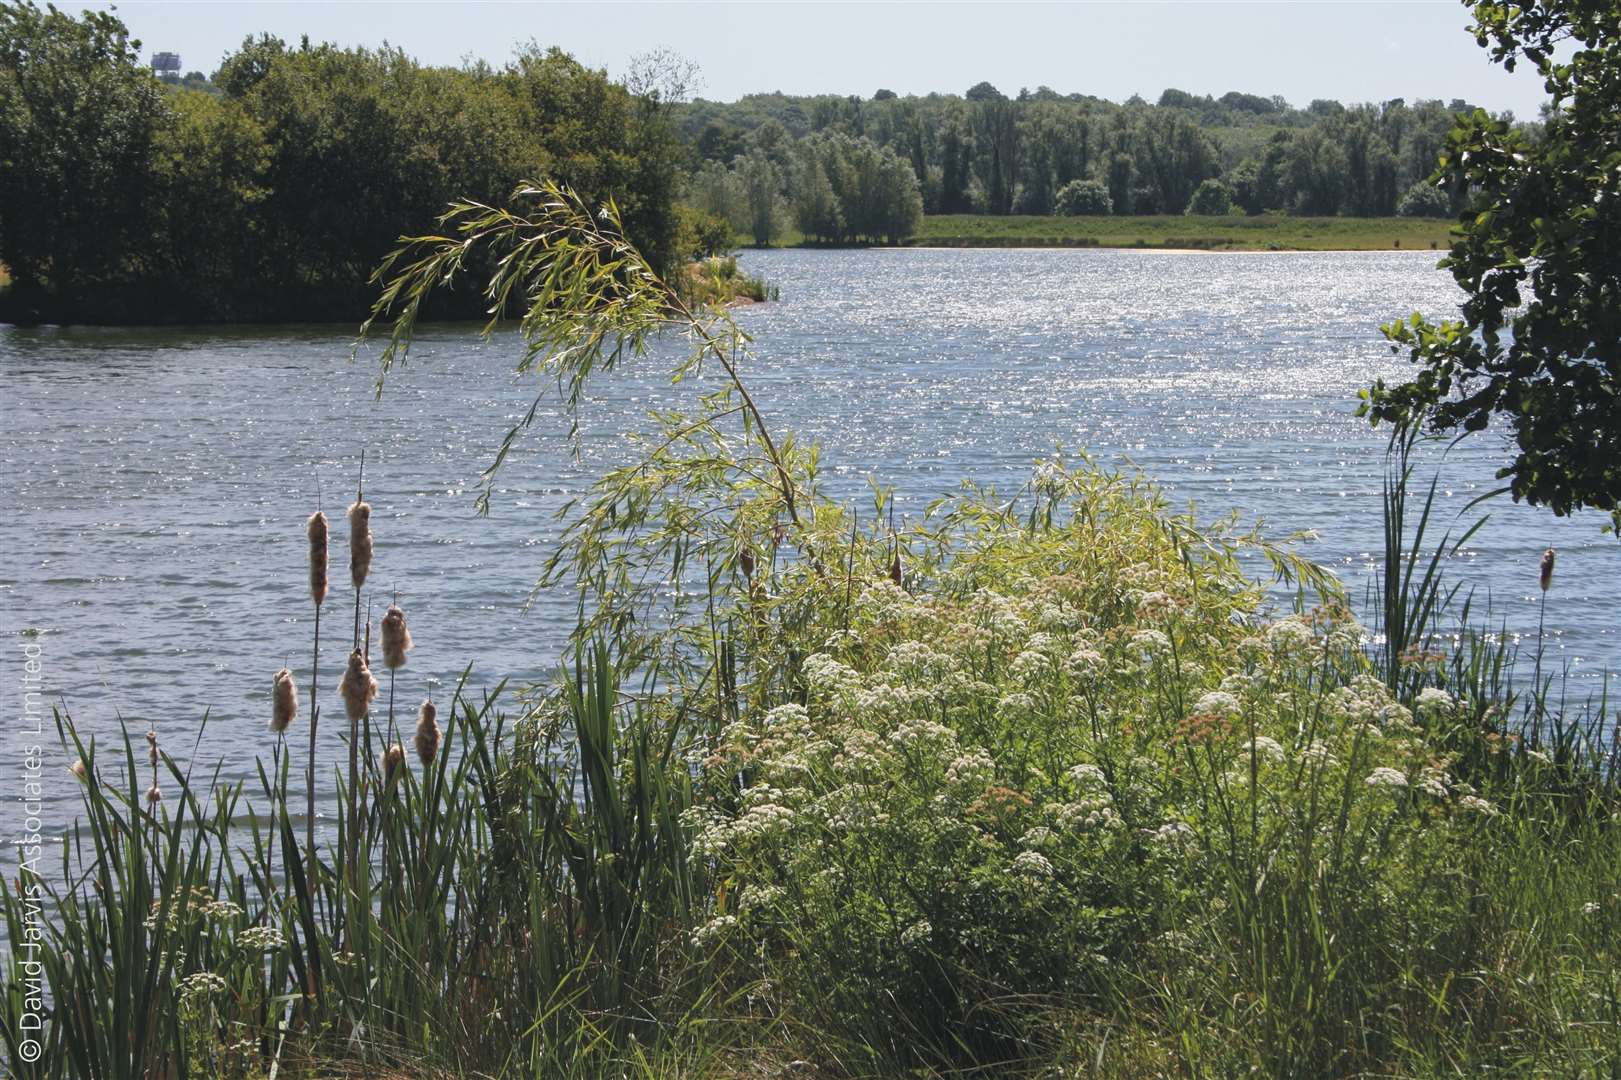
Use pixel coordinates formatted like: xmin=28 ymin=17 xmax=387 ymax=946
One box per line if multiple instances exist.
xmin=90 ymin=0 xmax=1551 ymax=118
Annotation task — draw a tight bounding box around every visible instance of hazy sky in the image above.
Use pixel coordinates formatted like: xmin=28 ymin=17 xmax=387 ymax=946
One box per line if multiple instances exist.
xmin=91 ymin=1 xmax=1550 ymax=117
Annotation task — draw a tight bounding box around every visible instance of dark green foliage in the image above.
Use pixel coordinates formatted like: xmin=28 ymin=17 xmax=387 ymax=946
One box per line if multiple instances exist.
xmin=1185 ymin=178 xmax=1235 ymax=216
xmin=0 ymin=2 xmax=167 ymax=313
xmin=676 ymin=84 xmax=1476 ymax=223
xmin=1363 ymin=0 xmax=1621 ymax=528
xmin=673 ymin=204 xmax=734 ymax=259
xmin=1054 ymin=178 xmax=1113 ymax=216
xmin=1395 ymin=179 xmax=1451 ymax=217
xmin=0 ymin=7 xmax=680 ymax=324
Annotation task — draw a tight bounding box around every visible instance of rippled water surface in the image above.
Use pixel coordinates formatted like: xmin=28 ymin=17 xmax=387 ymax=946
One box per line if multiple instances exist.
xmin=3 ymin=248 xmax=1615 ymax=855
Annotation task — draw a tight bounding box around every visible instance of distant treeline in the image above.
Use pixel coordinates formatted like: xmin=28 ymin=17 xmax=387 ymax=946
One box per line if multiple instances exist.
xmin=675 ymin=82 xmax=1496 ymax=229
xmin=0 ymin=3 xmax=680 ymax=324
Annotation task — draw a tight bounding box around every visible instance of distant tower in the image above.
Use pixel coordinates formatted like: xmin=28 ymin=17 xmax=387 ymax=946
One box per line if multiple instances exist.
xmin=151 ymin=51 xmax=181 ymax=75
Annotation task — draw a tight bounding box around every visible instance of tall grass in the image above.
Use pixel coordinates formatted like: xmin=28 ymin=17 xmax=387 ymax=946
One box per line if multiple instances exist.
xmin=3 ymin=182 xmax=1615 ymax=1078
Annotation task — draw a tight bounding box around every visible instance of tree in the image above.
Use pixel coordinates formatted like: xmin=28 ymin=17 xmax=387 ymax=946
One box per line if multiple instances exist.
xmin=1394 ymin=180 xmax=1450 ymax=217
xmin=791 ymin=154 xmax=843 ymax=242
xmin=1054 ymin=178 xmax=1112 ymax=216
xmin=0 ymin=2 xmax=168 ymax=313
xmin=1363 ymin=0 xmax=1621 ymax=527
xmin=1184 ymin=178 xmax=1233 ymax=216
xmin=737 ymin=149 xmax=785 ymax=245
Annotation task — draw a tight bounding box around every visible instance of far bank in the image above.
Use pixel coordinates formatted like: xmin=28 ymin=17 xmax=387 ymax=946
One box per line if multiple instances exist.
xmin=754 ymin=214 xmax=1456 ymax=253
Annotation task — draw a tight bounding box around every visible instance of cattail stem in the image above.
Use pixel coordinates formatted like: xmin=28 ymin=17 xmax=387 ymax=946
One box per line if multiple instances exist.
xmin=1533 ymin=547 xmax=1555 ymax=738
xmin=307 ymin=603 xmax=320 ymax=878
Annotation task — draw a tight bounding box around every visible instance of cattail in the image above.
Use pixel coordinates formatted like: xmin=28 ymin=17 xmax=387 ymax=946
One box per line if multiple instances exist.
xmin=348 ymin=500 xmax=373 ymax=590
xmin=339 ymin=649 xmax=378 ymax=722
xmin=380 ymin=604 xmax=412 ymax=669
xmin=271 ymin=667 xmax=298 ymax=734
xmin=70 ymin=759 xmax=87 ymax=780
xmin=414 ymin=699 xmax=441 ymax=767
xmin=889 ymin=541 xmax=903 ymax=587
xmin=146 ymin=783 xmax=162 ymax=805
xmin=380 ymin=742 xmax=405 ymax=786
xmin=1540 ymin=547 xmax=1556 ymax=592
xmin=145 ymin=729 xmax=158 ymax=767
xmin=308 ymin=511 xmax=330 ymax=606
xmin=739 ymin=549 xmax=755 ymax=581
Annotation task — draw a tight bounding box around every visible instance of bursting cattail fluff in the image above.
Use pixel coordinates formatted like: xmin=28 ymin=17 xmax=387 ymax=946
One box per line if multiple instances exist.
xmin=271 ymin=667 xmax=298 ymax=734
xmin=1540 ymin=547 xmax=1556 ymax=592
xmin=414 ymin=699 xmax=441 ymax=767
xmin=339 ymin=649 xmax=378 ymax=722
xmin=146 ymin=783 xmax=162 ymax=805
xmin=145 ymin=729 xmax=158 ymax=767
xmin=70 ymin=759 xmax=87 ymax=780
xmin=381 ymin=742 xmax=405 ymax=786
xmin=308 ymin=511 xmax=330 ymax=606
xmin=348 ymin=500 xmax=373 ymax=590
xmin=380 ymin=604 xmax=412 ymax=669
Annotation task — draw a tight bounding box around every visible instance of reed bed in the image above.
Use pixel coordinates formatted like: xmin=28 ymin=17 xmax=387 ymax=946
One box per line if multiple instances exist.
xmin=2 ymin=184 xmax=1616 ymax=1079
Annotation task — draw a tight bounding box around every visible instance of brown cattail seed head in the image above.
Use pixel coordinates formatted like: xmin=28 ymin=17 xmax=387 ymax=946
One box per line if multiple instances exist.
xmin=271 ymin=667 xmax=298 ymax=734
xmin=348 ymin=500 xmax=373 ymax=590
xmin=739 ymin=549 xmax=755 ymax=581
xmin=307 ymin=511 xmax=330 ymax=607
xmin=380 ymin=604 xmax=412 ymax=670
xmin=1540 ymin=547 xmax=1556 ymax=592
xmin=339 ymin=649 xmax=378 ymax=722
xmin=889 ymin=545 xmax=903 ymax=587
xmin=145 ymin=729 xmax=158 ymax=766
xmin=70 ymin=759 xmax=87 ymax=780
xmin=414 ymin=699 xmax=441 ymax=767
xmin=381 ymin=742 xmax=405 ymax=786
xmin=146 ymin=783 xmax=162 ymax=805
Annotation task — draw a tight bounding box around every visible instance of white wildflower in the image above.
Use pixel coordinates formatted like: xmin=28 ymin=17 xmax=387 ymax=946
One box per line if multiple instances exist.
xmin=1415 ymin=687 xmax=1455 ymax=716
xmin=1244 ymin=736 xmax=1286 ymax=764
xmin=1066 ymin=763 xmax=1107 ymax=789
xmin=1193 ymin=691 xmax=1241 ymax=717
xmin=1130 ymin=629 xmax=1171 ymax=657
xmin=1011 ymin=851 xmax=1054 ymax=878
xmin=179 ymin=971 xmax=227 ymax=1003
xmin=1416 ymin=767 xmax=1449 ymax=798
xmin=901 ymin=919 xmax=933 ymax=947
xmin=1265 ymin=616 xmax=1316 ymax=653
xmin=1151 ymin=820 xmax=1196 ymax=849
xmin=691 ymin=914 xmax=738 ymax=948
xmin=1364 ymin=767 xmax=1409 ymax=790
xmin=235 ymin=925 xmax=285 ymax=953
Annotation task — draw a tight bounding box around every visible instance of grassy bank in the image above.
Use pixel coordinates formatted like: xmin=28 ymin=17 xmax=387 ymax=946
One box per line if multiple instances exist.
xmin=5 ymin=189 xmax=1614 ymax=1080
xmin=908 ymin=213 xmax=1457 ymax=251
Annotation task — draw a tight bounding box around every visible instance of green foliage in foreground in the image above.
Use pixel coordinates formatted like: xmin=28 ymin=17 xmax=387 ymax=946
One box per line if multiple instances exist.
xmin=1364 ymin=0 xmax=1621 ymax=529
xmin=4 ymin=186 xmax=1617 ymax=1080
xmin=910 ymin=213 xmax=1457 ymax=251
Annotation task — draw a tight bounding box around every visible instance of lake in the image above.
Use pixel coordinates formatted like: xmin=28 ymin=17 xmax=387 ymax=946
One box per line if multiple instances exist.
xmin=2 ymin=247 xmax=1615 ymax=860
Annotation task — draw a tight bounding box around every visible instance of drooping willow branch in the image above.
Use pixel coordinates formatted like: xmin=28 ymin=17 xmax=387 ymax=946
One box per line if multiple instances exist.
xmin=356 ymin=179 xmax=802 ymax=530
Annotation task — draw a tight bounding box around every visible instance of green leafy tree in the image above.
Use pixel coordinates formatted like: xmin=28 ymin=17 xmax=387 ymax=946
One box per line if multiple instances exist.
xmin=0 ymin=1 xmax=167 ymax=314
xmin=673 ymin=204 xmax=734 ymax=259
xmin=1054 ymin=178 xmax=1113 ymax=216
xmin=737 ymin=149 xmax=786 ymax=245
xmin=791 ymin=153 xmax=843 ymax=242
xmin=1185 ymin=178 xmax=1234 ymax=215
xmin=1363 ymin=0 xmax=1621 ymax=527
xmin=1394 ymin=180 xmax=1450 ymax=217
